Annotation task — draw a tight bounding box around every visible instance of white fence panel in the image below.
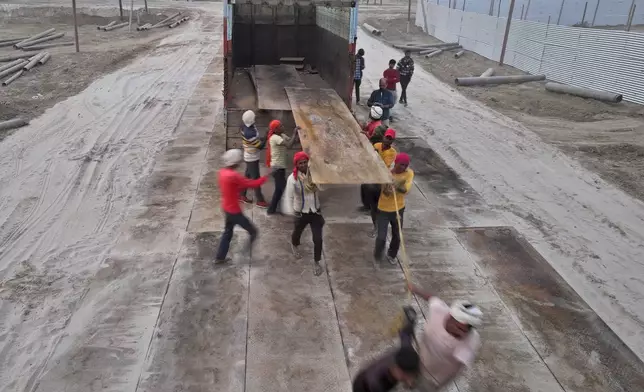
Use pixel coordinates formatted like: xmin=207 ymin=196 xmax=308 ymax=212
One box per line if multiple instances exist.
xmin=414 ymin=2 xmax=644 ymax=105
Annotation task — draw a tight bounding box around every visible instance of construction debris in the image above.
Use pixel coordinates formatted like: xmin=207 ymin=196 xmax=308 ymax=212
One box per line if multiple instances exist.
xmin=38 ymin=52 xmax=52 ymax=65
xmin=0 ymin=60 xmax=27 ymax=79
xmin=151 ymin=12 xmax=182 ymax=28
xmin=19 ymin=33 xmax=65 ymax=49
xmin=169 ymin=16 xmax=190 ymax=28
xmin=14 ymin=28 xmax=56 ymax=48
xmin=363 ymin=23 xmax=382 ymax=36
xmin=104 ymin=22 xmax=129 ymax=31
xmin=137 ymin=23 xmax=152 ymax=31
xmin=455 ymin=74 xmax=546 ymax=86
xmin=23 ymin=52 xmax=47 ymax=71
xmin=480 ymin=68 xmax=495 ymax=77
xmin=3 ymin=70 xmax=23 ymax=86
xmin=98 ymin=21 xmax=117 ymax=30
xmin=0 ymin=118 xmax=29 ymax=131
xmin=21 ymin=41 xmax=74 ymax=51
xmin=454 ymin=50 xmax=465 ymax=58
xmin=0 ymin=53 xmax=32 ymax=62
xmin=0 ymin=59 xmax=25 ymax=73
xmin=545 ymin=82 xmax=623 ymax=103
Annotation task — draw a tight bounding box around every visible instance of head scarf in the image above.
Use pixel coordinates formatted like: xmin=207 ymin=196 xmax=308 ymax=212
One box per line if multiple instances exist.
xmin=293 ymin=151 xmax=318 ymax=193
xmin=293 ymin=151 xmax=309 ymax=178
xmin=384 ymin=128 xmax=396 ymax=139
xmin=265 ymin=119 xmax=282 ymax=167
xmin=395 ymin=152 xmax=410 ymax=166
xmin=450 ymin=300 xmax=483 ymax=327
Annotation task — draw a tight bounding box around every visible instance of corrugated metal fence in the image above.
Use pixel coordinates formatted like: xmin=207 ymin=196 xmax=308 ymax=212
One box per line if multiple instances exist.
xmin=415 ymin=1 xmax=644 ymax=104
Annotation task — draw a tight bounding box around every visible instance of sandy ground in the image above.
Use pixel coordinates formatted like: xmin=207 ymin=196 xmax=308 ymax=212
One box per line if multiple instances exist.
xmin=0 ymin=6 xmax=183 ymax=133
xmin=356 ymin=30 xmax=644 ymax=361
xmin=0 ymin=3 xmax=222 ymax=390
xmin=363 ymin=15 xmax=644 ymax=202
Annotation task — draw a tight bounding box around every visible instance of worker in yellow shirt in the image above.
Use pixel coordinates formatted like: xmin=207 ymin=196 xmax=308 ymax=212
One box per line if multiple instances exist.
xmin=374 ymin=152 xmax=414 ymax=264
xmin=366 ymin=128 xmax=398 ymax=237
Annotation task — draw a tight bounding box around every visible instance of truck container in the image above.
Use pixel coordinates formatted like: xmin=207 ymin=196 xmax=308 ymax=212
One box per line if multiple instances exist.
xmin=222 ymin=0 xmax=358 ymax=149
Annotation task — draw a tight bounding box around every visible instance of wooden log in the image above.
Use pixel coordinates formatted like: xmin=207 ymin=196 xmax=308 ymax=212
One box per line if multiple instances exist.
xmin=285 ymin=87 xmax=392 ymax=185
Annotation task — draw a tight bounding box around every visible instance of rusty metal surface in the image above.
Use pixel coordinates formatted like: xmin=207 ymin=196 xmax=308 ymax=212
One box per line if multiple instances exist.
xmin=286 ymin=87 xmax=391 ymax=185
xmin=455 ymin=226 xmax=644 ymax=392
xmin=252 ymin=65 xmax=304 ymax=111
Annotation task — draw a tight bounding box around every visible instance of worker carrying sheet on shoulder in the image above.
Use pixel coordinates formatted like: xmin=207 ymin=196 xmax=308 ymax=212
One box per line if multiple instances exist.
xmin=406 ymin=283 xmax=483 ymax=392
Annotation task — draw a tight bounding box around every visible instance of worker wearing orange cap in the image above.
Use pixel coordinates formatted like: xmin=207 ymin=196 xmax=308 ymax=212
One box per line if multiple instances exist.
xmin=374 ymin=152 xmax=414 ymax=264
xmin=266 ymin=119 xmax=299 ymax=215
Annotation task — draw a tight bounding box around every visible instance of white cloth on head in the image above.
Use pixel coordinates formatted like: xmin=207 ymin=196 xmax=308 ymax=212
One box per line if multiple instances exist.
xmin=242 ymin=110 xmax=255 ymax=127
xmin=370 ymin=106 xmax=383 ymax=120
xmin=450 ymin=300 xmax=483 ymax=327
xmin=222 ymin=149 xmax=243 ymax=167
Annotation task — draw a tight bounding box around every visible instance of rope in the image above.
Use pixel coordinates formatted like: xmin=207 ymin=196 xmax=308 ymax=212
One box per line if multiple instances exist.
xmin=386 ymin=184 xmax=415 ymax=336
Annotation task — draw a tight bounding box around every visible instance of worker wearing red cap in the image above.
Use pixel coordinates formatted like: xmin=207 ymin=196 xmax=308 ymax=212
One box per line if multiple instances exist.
xmin=365 ymin=128 xmax=398 ymax=236
xmin=374 ymin=152 xmax=414 ymax=264
xmin=266 ymin=119 xmax=299 ymax=215
xmin=286 ymin=151 xmax=325 ymax=276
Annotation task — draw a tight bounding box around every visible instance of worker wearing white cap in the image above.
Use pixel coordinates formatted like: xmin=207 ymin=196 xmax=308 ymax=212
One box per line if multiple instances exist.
xmin=406 ymin=283 xmax=483 ymax=392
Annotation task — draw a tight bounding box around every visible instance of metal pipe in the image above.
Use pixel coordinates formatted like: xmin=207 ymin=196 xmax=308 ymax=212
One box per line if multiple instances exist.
xmin=0 ymin=36 xmax=28 ymax=43
xmin=0 ymin=53 xmax=32 ymax=62
xmin=119 ymin=0 xmax=123 ymax=20
xmin=407 ymin=0 xmax=412 ymax=33
xmin=38 ymin=52 xmax=51 ymax=65
xmin=2 ymin=70 xmax=23 ymax=86
xmin=362 ymin=23 xmax=382 ymax=36
xmin=425 ymin=49 xmax=443 ymax=58
xmin=137 ymin=23 xmax=152 ymax=31
xmin=21 ymin=42 xmax=75 ymax=51
xmin=0 ymin=60 xmax=28 ymax=79
xmin=557 ymin=0 xmax=565 ymax=24
xmin=488 ymin=0 xmax=495 ymax=15
xmin=169 ymin=17 xmax=190 ymax=28
xmin=98 ymin=21 xmax=117 ymax=30
xmin=480 ymin=67 xmax=495 ymax=77
xmin=626 ymin=2 xmax=636 ymax=31
xmin=18 ymin=32 xmax=65 ymax=48
xmin=455 ymin=74 xmax=545 ymax=86
xmin=591 ymin=0 xmax=601 ymax=26
xmin=0 ymin=59 xmax=25 ymax=73
xmin=129 ymin=0 xmax=134 ymax=32
xmin=520 ymin=4 xmax=525 ymax=20
xmin=397 ymin=42 xmax=459 ymax=51
xmin=151 ymin=12 xmax=182 ymax=28
xmin=454 ymin=50 xmax=465 ymax=58
xmin=525 ymin=0 xmax=531 ymax=20
xmin=0 ymin=118 xmax=28 ymax=131
xmin=545 ymin=82 xmax=622 ymax=102
xmin=15 ymin=28 xmax=55 ymax=48
xmin=0 ymin=39 xmax=23 ymax=48
xmin=23 ymin=52 xmax=46 ymax=71
xmin=419 ymin=44 xmax=461 ymax=54
xmin=104 ymin=22 xmax=129 ymax=31
xmin=581 ymin=1 xmax=588 ymax=25
xmin=499 ymin=0 xmax=516 ymax=65
xmin=72 ymin=0 xmax=79 ymax=52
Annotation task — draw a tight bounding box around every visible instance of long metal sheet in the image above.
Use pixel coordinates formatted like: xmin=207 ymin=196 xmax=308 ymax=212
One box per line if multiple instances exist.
xmin=285 ymin=87 xmax=391 ymax=185
xmin=252 ymin=65 xmax=304 ymax=111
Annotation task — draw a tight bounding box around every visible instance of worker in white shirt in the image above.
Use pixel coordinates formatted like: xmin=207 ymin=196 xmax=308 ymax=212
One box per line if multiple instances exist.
xmin=287 ymin=151 xmax=325 ymax=276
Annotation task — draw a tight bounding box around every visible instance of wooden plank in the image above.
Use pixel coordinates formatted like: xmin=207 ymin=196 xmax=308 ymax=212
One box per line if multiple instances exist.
xmin=252 ymin=65 xmax=304 ymax=111
xmin=285 ymin=87 xmax=392 ymax=185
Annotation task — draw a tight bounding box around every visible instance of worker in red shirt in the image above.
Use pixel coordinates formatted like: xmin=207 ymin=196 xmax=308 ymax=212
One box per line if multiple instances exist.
xmin=215 ymin=149 xmax=269 ymax=264
xmin=383 ymin=59 xmax=400 ymax=123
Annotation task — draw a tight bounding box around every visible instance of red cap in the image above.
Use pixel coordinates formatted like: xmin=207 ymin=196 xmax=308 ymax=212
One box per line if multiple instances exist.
xmin=384 ymin=128 xmax=396 ymax=139
xmin=395 ymin=152 xmax=410 ymax=165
